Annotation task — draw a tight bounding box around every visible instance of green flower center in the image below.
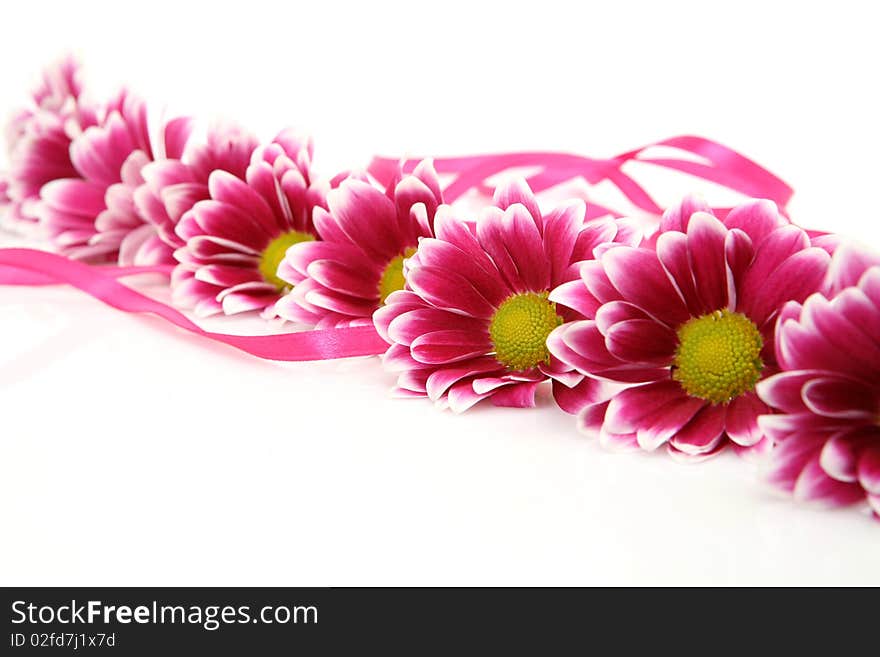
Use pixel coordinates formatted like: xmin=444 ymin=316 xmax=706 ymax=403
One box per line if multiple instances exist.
xmin=378 ymin=246 xmax=417 ymax=304
xmin=672 ymin=309 xmax=764 ymax=404
xmin=489 ymin=291 xmax=563 ymax=371
xmin=258 ymin=230 xmax=315 ymax=290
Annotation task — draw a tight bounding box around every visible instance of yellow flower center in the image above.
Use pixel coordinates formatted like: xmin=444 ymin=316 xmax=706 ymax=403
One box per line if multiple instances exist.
xmin=378 ymin=246 xmax=417 ymax=303
xmin=258 ymin=230 xmax=315 ymax=290
xmin=489 ymin=291 xmax=563 ymax=371
xmin=672 ymin=310 xmax=764 ymax=404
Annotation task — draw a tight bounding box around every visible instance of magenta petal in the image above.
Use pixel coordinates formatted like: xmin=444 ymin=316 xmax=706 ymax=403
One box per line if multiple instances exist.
xmin=500 ymin=203 xmax=551 ymax=292
xmin=424 ymin=358 xmax=503 ymax=400
xmin=722 ymin=200 xmax=786 ymax=245
xmin=162 ymin=116 xmax=194 ymax=160
xmin=636 ymin=394 xmax=705 ymax=451
xmin=207 ymin=170 xmax=277 ymax=235
xmin=777 ymin=296 xmax=878 ymax=377
xmin=553 ymin=378 xmax=603 ymax=415
xmin=303 ymin=288 xmax=378 ymax=318
xmin=604 ymin=318 xmax=676 ymax=365
xmin=858 ymin=447 xmax=880 ymax=495
xmin=161 ymin=182 xmax=207 ymax=223
xmin=825 ymin=241 xmax=880 ymax=296
xmin=578 ymin=400 xmax=610 ymax=435
xmin=307 ymin=258 xmax=381 ymax=300
xmin=221 ymin=290 xmax=277 ymax=315
xmin=490 ymin=381 xmax=539 ymax=408
xmin=667 ymin=439 xmax=727 ymax=463
xmin=766 ymin=431 xmax=825 ymax=492
xmin=394 ymin=176 xmax=438 ymax=234
xmin=802 ymin=377 xmax=876 ymax=419
xmin=40 ymin=178 xmax=106 ymax=216
xmin=724 ymin=228 xmax=754 ymax=309
xmin=757 ymin=412 xmax=829 ymax=444
xmin=601 ymin=246 xmax=690 ymax=327
xmin=447 ymin=380 xmax=491 ymax=413
xmin=737 ymin=225 xmax=810 ymax=310
xmin=372 ymin=290 xmax=426 ymax=343
xmin=542 ymin=200 xmax=585 ymax=285
xmin=755 ymin=370 xmax=815 ymax=413
xmin=381 ymin=342 xmax=422 ymax=371
xmin=656 ymin=231 xmax=700 ymax=316
xmin=326 ymin=179 xmax=401 ymax=262
xmin=725 ymin=392 xmax=768 ymax=447
xmin=745 ymin=247 xmax=831 ymax=327
xmin=604 ymin=380 xmax=683 ymax=434
xmin=430 ymin=208 xmax=496 ymax=274
xmin=415 ymin=238 xmax=507 ymax=305
xmin=686 ymin=212 xmax=729 ymax=313
xmin=397 ymin=369 xmax=429 ymax=395
xmin=829 ymin=287 xmax=880 ymax=345
xmin=793 ymin=456 xmax=867 ymax=506
xmin=493 ymin=177 xmax=542 ymax=227
xmin=669 ymin=404 xmax=726 ymax=455
xmin=406 ymin=265 xmax=496 ymax=318
xmin=194 ymin=264 xmax=261 ymax=287
xmin=801 ymin=291 xmax=880 ymax=376
xmin=410 ymin=329 xmax=491 ymax=365
xmin=556 ymin=321 xmax=620 ymax=371
xmin=549 ymin=280 xmax=598 ymax=319
xmin=579 ymin=260 xmax=623 ymax=308
xmin=388 ymin=307 xmax=486 ymax=346
xmin=659 ymin=195 xmax=712 ymax=233
xmin=594 ymin=300 xmax=652 ymax=333
xmin=819 ymin=429 xmax=873 ymax=483
xmin=570 ymin=216 xmax=619 ymax=265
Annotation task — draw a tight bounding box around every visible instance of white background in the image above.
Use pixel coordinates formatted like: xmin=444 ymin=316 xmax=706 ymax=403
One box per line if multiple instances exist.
xmin=1 ymin=0 xmax=878 ymax=585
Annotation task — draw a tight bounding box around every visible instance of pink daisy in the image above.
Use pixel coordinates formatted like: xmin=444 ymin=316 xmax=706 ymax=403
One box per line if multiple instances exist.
xmin=38 ymin=90 xmax=193 ymax=264
xmin=373 ymin=179 xmax=633 ymax=412
xmin=2 ymin=56 xmax=98 ymax=223
xmin=171 ymin=130 xmax=327 ymax=317
xmin=547 ymin=197 xmax=833 ymax=460
xmin=756 ymin=244 xmax=880 ymax=516
xmin=274 ymin=159 xmax=443 ymax=328
xmin=133 ymin=124 xmax=259 ymax=251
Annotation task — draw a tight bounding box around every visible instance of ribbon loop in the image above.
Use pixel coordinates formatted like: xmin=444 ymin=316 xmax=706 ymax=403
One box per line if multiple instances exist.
xmin=368 ymin=135 xmax=793 ymax=219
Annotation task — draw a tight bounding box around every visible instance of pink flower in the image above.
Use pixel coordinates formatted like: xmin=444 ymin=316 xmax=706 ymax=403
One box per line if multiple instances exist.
xmin=2 ymin=56 xmax=98 ymax=223
xmin=756 ymin=244 xmax=880 ymax=517
xmin=274 ymin=160 xmax=442 ymax=328
xmin=39 ymin=90 xmax=193 ymax=264
xmin=373 ymin=179 xmax=631 ymax=412
xmin=547 ymin=197 xmax=832 ymax=460
xmin=134 ymin=124 xmax=259 ymax=251
xmin=171 ymin=130 xmax=327 ymax=317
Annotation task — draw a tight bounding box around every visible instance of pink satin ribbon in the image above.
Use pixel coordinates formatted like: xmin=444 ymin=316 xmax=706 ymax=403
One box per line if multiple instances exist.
xmin=368 ymin=135 xmax=793 ymax=219
xmin=1 ymin=136 xmax=792 ymax=363
xmin=0 ymin=248 xmax=389 ymax=361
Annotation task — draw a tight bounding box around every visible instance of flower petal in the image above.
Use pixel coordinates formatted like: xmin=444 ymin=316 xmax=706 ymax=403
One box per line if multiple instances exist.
xmin=724 ymin=392 xmax=769 ymax=447
xmin=410 ymin=329 xmax=492 ymax=365
xmin=669 ymin=404 xmax=726 ymax=455
xmin=601 ymin=246 xmax=690 ymax=327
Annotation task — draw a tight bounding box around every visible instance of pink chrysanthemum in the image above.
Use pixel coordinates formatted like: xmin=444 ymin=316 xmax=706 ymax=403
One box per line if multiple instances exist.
xmin=171 ymin=130 xmax=327 ymax=317
xmin=756 ymin=244 xmax=880 ymax=516
xmin=274 ymin=160 xmax=442 ymax=328
xmin=134 ymin=124 xmax=259 ymax=251
xmin=373 ymin=179 xmax=633 ymax=412
xmin=2 ymin=56 xmax=97 ymax=223
xmin=39 ymin=90 xmax=192 ymax=264
xmin=547 ymin=197 xmax=833 ymax=460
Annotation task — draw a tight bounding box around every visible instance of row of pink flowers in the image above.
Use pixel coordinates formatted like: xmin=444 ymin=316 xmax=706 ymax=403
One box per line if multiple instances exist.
xmin=2 ymin=58 xmax=877 ymax=520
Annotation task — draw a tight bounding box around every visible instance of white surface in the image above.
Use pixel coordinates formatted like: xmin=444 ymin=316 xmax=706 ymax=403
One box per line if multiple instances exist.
xmin=1 ymin=0 xmax=879 ymax=586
